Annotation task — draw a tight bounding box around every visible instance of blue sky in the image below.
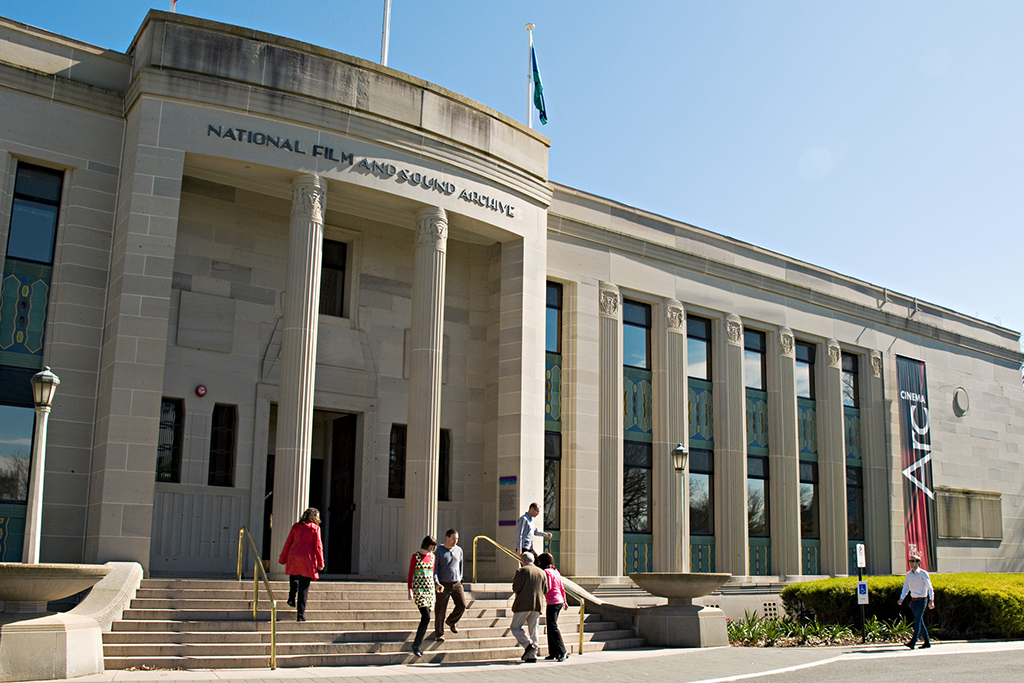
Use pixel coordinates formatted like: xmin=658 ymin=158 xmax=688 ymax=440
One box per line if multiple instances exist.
xmin=7 ymin=1 xmax=1024 ymax=341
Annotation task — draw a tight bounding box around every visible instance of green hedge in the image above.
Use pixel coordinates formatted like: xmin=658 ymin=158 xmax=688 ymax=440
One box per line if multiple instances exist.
xmin=780 ymin=573 xmax=1024 ymax=639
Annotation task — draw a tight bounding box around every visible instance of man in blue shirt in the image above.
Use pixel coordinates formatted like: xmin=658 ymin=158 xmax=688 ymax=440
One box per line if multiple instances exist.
xmin=897 ymin=554 xmax=935 ymax=649
xmin=516 ymin=503 xmax=551 ymax=555
xmin=432 ymin=528 xmax=465 ymax=641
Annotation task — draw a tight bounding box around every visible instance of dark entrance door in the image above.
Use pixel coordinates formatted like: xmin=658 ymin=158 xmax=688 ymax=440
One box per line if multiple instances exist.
xmin=327 ymin=414 xmax=357 ymax=574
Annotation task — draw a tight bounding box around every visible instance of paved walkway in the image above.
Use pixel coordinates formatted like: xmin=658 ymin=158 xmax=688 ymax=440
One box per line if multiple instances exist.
xmin=41 ymin=640 xmax=1024 ymax=683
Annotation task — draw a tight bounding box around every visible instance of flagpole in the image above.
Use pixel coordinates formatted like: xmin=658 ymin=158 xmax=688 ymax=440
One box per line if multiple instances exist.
xmin=170 ymin=0 xmax=176 ymax=13
xmin=526 ymin=23 xmax=535 ymax=129
xmin=381 ymin=0 xmax=392 ymax=66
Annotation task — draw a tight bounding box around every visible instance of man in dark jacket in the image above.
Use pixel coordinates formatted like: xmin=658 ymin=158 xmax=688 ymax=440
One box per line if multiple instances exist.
xmin=510 ymin=550 xmax=548 ymax=662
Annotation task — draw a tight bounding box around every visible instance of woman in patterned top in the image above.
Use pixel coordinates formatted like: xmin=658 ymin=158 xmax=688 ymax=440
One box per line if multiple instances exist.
xmin=407 ymin=535 xmax=441 ymax=657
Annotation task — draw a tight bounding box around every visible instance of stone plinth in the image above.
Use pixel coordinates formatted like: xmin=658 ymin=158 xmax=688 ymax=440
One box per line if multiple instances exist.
xmin=629 ymin=572 xmax=731 ymax=648
xmin=0 ymin=563 xmax=110 ymax=614
xmin=0 ymin=563 xmax=112 ymax=682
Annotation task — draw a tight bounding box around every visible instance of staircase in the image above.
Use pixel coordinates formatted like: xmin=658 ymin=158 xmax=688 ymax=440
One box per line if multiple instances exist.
xmin=103 ymin=579 xmax=645 ymax=669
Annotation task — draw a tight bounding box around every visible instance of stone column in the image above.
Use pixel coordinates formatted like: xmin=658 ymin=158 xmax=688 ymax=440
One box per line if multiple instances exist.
xmin=561 ymin=279 xmax=601 ymax=577
xmin=717 ymin=314 xmax=749 ymax=577
xmin=270 ymin=175 xmax=326 ymax=567
xmin=653 ymin=299 xmax=687 ymax=571
xmin=493 ymin=238 xmax=547 ymax=555
xmin=403 ymin=207 xmax=449 ymax=555
xmin=86 ymin=99 xmax=183 ymax=567
xmin=819 ymin=339 xmax=848 ymax=575
xmin=598 ymin=282 xmax=624 ymax=577
xmin=768 ymin=327 xmax=801 ymax=577
xmin=862 ymin=350 xmax=891 ymax=574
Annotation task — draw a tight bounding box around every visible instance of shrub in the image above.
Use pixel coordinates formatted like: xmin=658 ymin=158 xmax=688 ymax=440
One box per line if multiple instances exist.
xmin=780 ymin=573 xmax=1024 ymax=639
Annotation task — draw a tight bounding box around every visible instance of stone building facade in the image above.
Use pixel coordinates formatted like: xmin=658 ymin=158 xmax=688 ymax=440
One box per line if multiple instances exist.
xmin=0 ymin=12 xmax=1020 ymax=581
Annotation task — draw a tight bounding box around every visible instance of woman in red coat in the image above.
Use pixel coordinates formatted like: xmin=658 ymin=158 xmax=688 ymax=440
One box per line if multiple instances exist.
xmin=277 ymin=507 xmax=324 ymax=622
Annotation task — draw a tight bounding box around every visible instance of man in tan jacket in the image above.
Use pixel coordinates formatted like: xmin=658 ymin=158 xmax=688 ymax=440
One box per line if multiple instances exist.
xmin=510 ymin=550 xmax=548 ymax=662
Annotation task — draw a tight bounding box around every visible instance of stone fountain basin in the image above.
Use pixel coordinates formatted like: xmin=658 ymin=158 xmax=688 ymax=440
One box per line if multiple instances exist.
xmin=0 ymin=563 xmax=110 ymax=608
xmin=628 ymin=572 xmax=731 ymax=601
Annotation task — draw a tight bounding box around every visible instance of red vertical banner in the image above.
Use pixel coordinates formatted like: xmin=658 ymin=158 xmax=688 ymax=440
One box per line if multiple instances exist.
xmin=896 ymin=356 xmax=937 ymax=571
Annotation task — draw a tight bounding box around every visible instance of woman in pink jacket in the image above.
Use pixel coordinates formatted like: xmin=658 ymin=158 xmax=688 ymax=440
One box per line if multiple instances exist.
xmin=277 ymin=507 xmax=324 ymax=622
xmin=537 ymin=552 xmax=568 ymax=661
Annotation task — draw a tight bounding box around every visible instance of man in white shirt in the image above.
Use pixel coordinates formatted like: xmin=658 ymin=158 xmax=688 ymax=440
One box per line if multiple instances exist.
xmin=897 ymin=554 xmax=935 ymax=649
xmin=515 ymin=503 xmax=551 ymax=556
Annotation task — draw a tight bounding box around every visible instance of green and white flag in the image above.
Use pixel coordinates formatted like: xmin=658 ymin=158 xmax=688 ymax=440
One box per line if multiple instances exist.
xmin=531 ymin=44 xmax=547 ymax=125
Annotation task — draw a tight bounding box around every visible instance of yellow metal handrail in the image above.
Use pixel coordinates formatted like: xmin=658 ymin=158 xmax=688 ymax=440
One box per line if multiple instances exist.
xmin=472 ymin=535 xmax=585 ymax=656
xmin=236 ymin=526 xmax=277 ymax=670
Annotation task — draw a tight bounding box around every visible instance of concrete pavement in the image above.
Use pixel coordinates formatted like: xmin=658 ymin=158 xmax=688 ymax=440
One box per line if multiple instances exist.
xmin=33 ymin=640 xmax=1024 ymax=683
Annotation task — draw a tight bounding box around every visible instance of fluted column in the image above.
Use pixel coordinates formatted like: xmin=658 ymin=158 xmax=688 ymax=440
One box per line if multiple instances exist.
xmin=769 ymin=327 xmax=801 ymax=577
xmin=717 ymin=314 xmax=749 ymax=577
xmin=271 ymin=174 xmax=326 ymax=567
xmin=820 ymin=339 xmax=848 ymax=575
xmin=598 ymin=282 xmax=624 ymax=577
xmin=404 ymin=207 xmax=449 ymax=555
xmin=863 ymin=350 xmax=891 ymax=574
xmin=653 ymin=299 xmax=687 ymax=571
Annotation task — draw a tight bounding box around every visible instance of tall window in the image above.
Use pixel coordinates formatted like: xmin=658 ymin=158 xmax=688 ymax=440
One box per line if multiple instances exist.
xmin=743 ymin=330 xmax=766 ymax=390
xmin=207 ymin=404 xmax=237 ymax=487
xmin=795 ymin=342 xmax=816 ymax=399
xmin=847 ymin=465 xmax=864 ymax=541
xmin=546 ymin=282 xmax=562 ymax=354
xmin=842 ymin=353 xmax=859 ymax=407
xmin=156 ymin=399 xmax=184 ymax=483
xmin=622 ymin=300 xmax=651 ymax=369
xmin=438 ymin=429 xmax=452 ymax=502
xmin=6 ymin=163 xmax=63 ymax=264
xmin=387 ymin=424 xmax=406 ymax=498
xmin=318 ymin=239 xmax=347 ymax=317
xmin=747 ymin=455 xmax=770 ymax=537
xmin=0 ymin=404 xmax=35 ymax=501
xmin=387 ymin=425 xmax=451 ymax=501
xmin=623 ymin=299 xmax=652 ymax=535
xmin=2 ymin=163 xmax=63 ymax=370
xmin=544 ymin=432 xmax=561 ymax=530
xmin=544 ymin=282 xmax=563 ymax=532
xmin=689 ymin=448 xmax=714 ymax=536
xmin=687 ymin=316 xmax=712 ymax=380
xmin=623 ymin=442 xmax=652 ymax=532
xmin=800 ymin=461 xmax=820 ymax=539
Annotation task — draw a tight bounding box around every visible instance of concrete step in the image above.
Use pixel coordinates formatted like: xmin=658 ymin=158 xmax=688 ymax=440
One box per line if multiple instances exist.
xmin=104 ymin=639 xmax=644 ymax=669
xmin=127 ymin=598 xmax=510 ymax=611
xmin=110 ymin=615 xmax=616 ymax=634
xmin=103 ymin=629 xmax=639 ymax=657
xmin=138 ymin=580 xmax=408 ymax=591
xmin=104 ymin=625 xmax=635 ymax=647
xmin=118 ymin=608 xmax=521 ymax=622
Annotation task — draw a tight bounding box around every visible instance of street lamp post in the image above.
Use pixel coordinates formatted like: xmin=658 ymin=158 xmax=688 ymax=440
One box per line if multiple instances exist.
xmin=23 ymin=366 xmax=60 ymax=564
xmin=672 ymin=443 xmax=688 ymax=572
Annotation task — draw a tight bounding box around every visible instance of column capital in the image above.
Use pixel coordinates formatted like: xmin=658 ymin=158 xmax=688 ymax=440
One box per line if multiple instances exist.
xmin=826 ymin=339 xmax=841 ymax=368
xmin=725 ymin=313 xmax=743 ymax=346
xmin=665 ymin=298 xmax=685 ymax=334
xmin=869 ymin=350 xmax=883 ymax=379
xmin=599 ymin=282 xmax=620 ymax=319
xmin=778 ymin=327 xmax=795 ymax=357
xmin=291 ymin=174 xmax=326 ymax=223
xmin=415 ymin=206 xmax=449 ymax=252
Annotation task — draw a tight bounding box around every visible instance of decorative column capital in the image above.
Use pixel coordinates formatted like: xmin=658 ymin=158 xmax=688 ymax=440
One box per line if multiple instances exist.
xmin=599 ymin=282 xmax=620 ymax=319
xmin=725 ymin=314 xmax=743 ymax=346
xmin=826 ymin=339 xmax=842 ymax=368
xmin=415 ymin=206 xmax=448 ymax=252
xmin=291 ymin=174 xmax=326 ymax=223
xmin=665 ymin=298 xmax=685 ymax=334
xmin=870 ymin=351 xmax=883 ymax=379
xmin=778 ymin=327 xmax=795 ymax=357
